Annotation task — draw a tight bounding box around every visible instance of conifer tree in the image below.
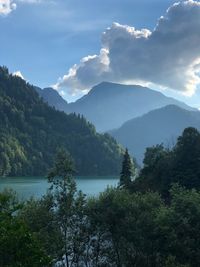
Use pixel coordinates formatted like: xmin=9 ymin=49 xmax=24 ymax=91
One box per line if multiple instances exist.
xmin=120 ymin=148 xmax=134 ymax=188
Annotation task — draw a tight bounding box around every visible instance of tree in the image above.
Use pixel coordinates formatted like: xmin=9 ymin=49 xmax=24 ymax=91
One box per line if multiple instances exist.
xmin=132 ymin=127 xmax=200 ymax=197
xmin=20 ymin=194 xmax=63 ymax=263
xmin=0 ymin=190 xmax=50 ymax=267
xmin=133 ymin=144 xmax=173 ymax=198
xmin=87 ymin=187 xmax=165 ymax=267
xmin=156 ymin=185 xmax=200 ymax=267
xmin=120 ymin=148 xmax=135 ymax=188
xmin=172 ymin=127 xmax=200 ymax=189
xmin=48 ymin=149 xmax=87 ymax=267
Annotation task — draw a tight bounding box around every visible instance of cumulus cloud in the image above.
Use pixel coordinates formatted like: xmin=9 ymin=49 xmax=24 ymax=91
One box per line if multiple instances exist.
xmin=56 ymin=48 xmax=110 ymax=95
xmin=0 ymin=0 xmax=16 ymax=15
xmin=55 ymin=0 xmax=200 ymax=96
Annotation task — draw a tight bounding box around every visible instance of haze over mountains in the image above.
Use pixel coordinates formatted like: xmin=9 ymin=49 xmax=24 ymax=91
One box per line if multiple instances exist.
xmin=34 ymin=86 xmax=69 ymax=112
xmin=111 ymin=105 xmax=200 ymax=164
xmin=36 ymin=82 xmax=194 ymax=132
xmin=34 ymin=82 xmax=200 ymax=164
xmin=0 ymin=67 xmax=123 ymax=176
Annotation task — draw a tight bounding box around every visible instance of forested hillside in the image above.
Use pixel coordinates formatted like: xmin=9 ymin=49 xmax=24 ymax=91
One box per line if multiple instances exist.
xmin=0 ymin=67 xmax=123 ymax=176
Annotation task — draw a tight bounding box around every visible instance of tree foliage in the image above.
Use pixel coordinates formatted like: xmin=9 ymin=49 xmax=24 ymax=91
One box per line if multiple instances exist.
xmin=3 ymin=138 xmax=200 ymax=266
xmin=133 ymin=127 xmax=200 ymax=197
xmin=0 ymin=190 xmax=51 ymax=267
xmin=47 ymin=149 xmax=88 ymax=266
xmin=0 ymin=66 xmax=123 ymax=176
xmin=120 ymin=148 xmax=135 ymax=188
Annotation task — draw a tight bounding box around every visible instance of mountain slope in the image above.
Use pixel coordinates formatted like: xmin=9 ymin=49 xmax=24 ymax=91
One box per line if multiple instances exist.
xmin=37 ymin=82 xmax=194 ymax=132
xmin=35 ymin=86 xmax=68 ymax=111
xmin=111 ymin=105 xmax=200 ymax=164
xmin=0 ymin=67 xmax=123 ymax=176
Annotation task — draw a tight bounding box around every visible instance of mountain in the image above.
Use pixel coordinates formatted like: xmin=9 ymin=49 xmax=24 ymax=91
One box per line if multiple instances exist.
xmin=35 ymin=86 xmax=68 ymax=111
xmin=36 ymin=82 xmax=194 ymax=132
xmin=0 ymin=67 xmax=123 ymax=176
xmin=110 ymin=105 xmax=200 ymax=164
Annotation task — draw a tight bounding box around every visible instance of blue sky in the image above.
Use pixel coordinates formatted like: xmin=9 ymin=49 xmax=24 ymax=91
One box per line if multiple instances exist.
xmin=1 ymin=0 xmax=200 ymax=106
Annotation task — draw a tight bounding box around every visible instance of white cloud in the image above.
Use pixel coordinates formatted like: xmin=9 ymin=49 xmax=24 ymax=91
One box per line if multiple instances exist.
xmin=54 ymin=48 xmax=110 ymax=94
xmin=13 ymin=70 xmax=25 ymax=80
xmin=55 ymin=0 xmax=200 ymax=96
xmin=0 ymin=0 xmax=16 ymax=15
xmin=0 ymin=0 xmax=46 ymax=15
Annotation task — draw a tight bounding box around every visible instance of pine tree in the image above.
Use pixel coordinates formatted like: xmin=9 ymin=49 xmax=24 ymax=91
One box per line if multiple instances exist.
xmin=120 ymin=148 xmax=134 ymax=188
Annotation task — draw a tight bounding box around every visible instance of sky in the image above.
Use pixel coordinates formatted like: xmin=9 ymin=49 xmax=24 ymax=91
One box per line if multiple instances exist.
xmin=1 ymin=0 xmax=200 ymax=107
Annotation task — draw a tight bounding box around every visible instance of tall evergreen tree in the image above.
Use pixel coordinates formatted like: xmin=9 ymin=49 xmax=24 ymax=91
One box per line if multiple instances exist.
xmin=120 ymin=148 xmax=134 ymax=188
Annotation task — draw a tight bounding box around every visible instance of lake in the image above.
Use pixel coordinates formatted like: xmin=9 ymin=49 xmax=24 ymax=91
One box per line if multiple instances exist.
xmin=0 ymin=176 xmax=119 ymax=199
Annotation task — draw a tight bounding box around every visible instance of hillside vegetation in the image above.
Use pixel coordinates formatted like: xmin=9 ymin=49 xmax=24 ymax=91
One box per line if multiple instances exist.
xmin=0 ymin=67 xmax=123 ymax=176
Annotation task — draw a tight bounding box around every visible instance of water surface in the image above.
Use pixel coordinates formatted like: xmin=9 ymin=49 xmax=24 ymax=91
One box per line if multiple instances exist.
xmin=0 ymin=176 xmax=119 ymax=199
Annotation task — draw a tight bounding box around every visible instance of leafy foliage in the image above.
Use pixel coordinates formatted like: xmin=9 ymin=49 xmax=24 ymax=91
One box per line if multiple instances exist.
xmin=0 ymin=190 xmax=51 ymax=267
xmin=47 ymin=149 xmax=87 ymax=266
xmin=3 ymin=141 xmax=200 ymax=267
xmin=17 ymin=185 xmax=200 ymax=267
xmin=133 ymin=127 xmax=200 ymax=197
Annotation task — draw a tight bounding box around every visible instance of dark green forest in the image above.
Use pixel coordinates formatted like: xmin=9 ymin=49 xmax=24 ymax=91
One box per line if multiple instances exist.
xmin=0 ymin=66 xmax=123 ymax=176
xmin=2 ymin=128 xmax=200 ymax=267
xmin=132 ymin=127 xmax=200 ymax=198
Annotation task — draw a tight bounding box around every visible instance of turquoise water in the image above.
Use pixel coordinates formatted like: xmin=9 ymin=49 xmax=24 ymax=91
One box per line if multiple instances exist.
xmin=0 ymin=176 xmax=119 ymax=199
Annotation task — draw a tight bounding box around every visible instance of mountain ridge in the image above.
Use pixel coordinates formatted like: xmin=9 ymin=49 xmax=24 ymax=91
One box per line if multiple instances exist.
xmin=0 ymin=67 xmax=123 ymax=176
xmin=36 ymin=82 xmax=195 ymax=132
xmin=110 ymin=104 xmax=200 ymax=164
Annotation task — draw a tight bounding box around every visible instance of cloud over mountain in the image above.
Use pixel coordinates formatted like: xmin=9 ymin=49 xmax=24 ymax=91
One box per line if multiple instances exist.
xmin=55 ymin=0 xmax=200 ymax=96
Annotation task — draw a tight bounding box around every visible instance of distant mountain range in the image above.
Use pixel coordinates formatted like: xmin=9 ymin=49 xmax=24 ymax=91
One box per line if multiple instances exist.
xmin=0 ymin=67 xmax=123 ymax=176
xmin=36 ymin=82 xmax=195 ymax=132
xmin=34 ymin=81 xmax=200 ymax=165
xmin=110 ymin=105 xmax=200 ymax=164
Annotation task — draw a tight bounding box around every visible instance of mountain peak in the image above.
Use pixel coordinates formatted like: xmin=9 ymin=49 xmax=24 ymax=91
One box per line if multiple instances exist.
xmin=36 ymin=87 xmax=68 ymax=110
xmin=92 ymin=81 xmax=146 ymax=91
xmin=34 ymin=82 xmax=195 ymax=132
xmin=88 ymin=82 xmax=149 ymax=99
xmin=43 ymin=87 xmax=61 ymax=97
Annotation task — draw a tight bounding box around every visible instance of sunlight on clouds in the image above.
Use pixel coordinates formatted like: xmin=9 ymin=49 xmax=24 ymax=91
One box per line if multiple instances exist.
xmin=55 ymin=0 xmax=200 ymax=97
xmin=55 ymin=48 xmax=110 ymax=95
